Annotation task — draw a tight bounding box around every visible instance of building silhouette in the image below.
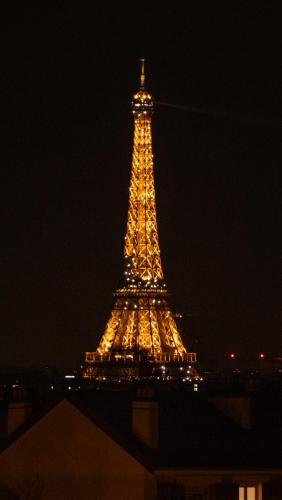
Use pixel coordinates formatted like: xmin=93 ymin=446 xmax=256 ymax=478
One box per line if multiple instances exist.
xmin=0 ymin=388 xmax=282 ymax=499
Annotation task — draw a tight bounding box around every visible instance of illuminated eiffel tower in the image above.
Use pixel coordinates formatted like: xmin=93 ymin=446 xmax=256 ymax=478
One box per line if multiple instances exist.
xmin=84 ymin=60 xmax=197 ymax=380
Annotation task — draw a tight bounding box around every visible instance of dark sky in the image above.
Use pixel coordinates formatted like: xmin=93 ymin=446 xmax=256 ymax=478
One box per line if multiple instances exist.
xmin=1 ymin=7 xmax=281 ymax=369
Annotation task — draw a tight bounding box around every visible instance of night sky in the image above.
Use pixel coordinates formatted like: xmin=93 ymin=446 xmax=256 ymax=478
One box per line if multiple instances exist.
xmin=2 ymin=7 xmax=281 ymax=369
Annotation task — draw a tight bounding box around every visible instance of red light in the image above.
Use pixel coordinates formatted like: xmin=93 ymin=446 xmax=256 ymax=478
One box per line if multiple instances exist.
xmin=259 ymin=353 xmax=265 ymax=359
xmin=229 ymin=353 xmax=236 ymax=359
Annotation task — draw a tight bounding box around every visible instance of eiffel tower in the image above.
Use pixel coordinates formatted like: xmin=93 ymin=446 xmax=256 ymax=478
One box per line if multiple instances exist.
xmin=84 ymin=60 xmax=197 ymax=380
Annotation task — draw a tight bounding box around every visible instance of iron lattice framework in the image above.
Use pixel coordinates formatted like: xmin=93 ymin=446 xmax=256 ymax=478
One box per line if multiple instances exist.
xmin=85 ymin=61 xmax=197 ymax=379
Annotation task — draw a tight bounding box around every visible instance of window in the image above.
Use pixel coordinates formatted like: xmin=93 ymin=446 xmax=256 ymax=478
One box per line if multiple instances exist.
xmin=239 ymin=486 xmax=258 ymax=500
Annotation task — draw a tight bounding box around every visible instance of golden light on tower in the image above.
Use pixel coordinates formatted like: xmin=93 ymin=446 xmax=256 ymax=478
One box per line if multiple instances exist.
xmin=85 ymin=60 xmax=197 ymax=379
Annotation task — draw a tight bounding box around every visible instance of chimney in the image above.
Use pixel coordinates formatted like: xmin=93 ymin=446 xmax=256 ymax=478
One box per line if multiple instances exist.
xmin=7 ymin=401 xmax=33 ymax=436
xmin=132 ymin=387 xmax=159 ymax=449
xmin=0 ymin=387 xmax=33 ymax=437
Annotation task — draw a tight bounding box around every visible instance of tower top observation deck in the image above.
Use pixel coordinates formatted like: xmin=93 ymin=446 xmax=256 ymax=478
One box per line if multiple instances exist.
xmin=132 ymin=59 xmax=154 ymax=115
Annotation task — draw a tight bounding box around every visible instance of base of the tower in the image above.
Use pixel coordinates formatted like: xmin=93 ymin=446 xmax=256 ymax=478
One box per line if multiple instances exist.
xmin=83 ymin=355 xmax=200 ymax=383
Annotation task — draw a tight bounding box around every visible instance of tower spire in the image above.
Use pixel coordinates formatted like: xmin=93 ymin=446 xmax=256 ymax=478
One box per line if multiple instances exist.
xmin=140 ymin=58 xmax=145 ymax=88
xmin=84 ymin=62 xmax=197 ymax=381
